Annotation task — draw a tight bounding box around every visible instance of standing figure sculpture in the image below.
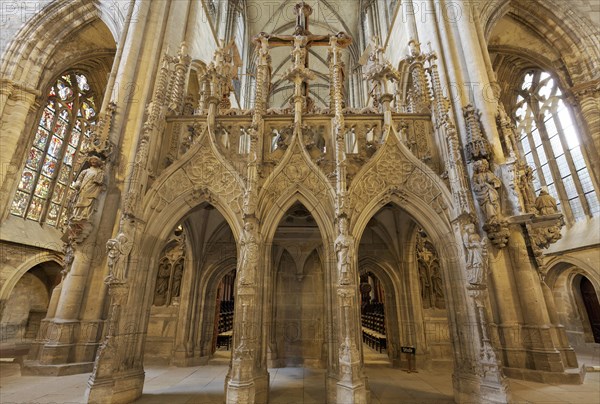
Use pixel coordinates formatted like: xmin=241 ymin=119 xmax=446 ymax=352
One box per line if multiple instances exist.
xmin=472 ymin=159 xmax=502 ymax=225
xmin=335 ymin=216 xmax=353 ymax=285
xmin=154 ymin=260 xmax=171 ymax=305
xmin=71 ymin=155 xmax=105 ymax=222
xmin=462 ymin=223 xmax=488 ymax=286
xmin=105 ymin=232 xmax=132 ymax=283
xmin=171 ymin=260 xmax=184 ymax=299
xmin=239 ymin=220 xmax=259 ymax=285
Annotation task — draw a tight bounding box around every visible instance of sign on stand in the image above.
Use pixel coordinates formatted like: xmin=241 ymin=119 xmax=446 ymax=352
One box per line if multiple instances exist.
xmin=401 ymin=346 xmax=416 ymax=373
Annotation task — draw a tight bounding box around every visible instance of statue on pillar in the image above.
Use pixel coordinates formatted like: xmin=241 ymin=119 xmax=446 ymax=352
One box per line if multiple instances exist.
xmin=71 ymin=154 xmax=106 ymax=223
xmin=462 ymin=223 xmax=488 ymax=286
xmin=335 ymin=216 xmax=353 ymax=285
xmin=472 ymin=159 xmax=502 ymax=225
xmin=239 ymin=219 xmax=259 ymax=286
xmin=105 ymin=231 xmax=133 ymax=284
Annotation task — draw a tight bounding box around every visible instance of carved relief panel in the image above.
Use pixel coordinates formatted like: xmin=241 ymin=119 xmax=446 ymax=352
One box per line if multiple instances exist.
xmin=392 ymin=116 xmax=440 ymax=174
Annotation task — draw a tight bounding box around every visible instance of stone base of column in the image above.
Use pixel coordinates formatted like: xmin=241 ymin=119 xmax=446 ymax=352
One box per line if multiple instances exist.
xmin=85 ymin=368 xmax=145 ymax=404
xmin=551 ymin=325 xmax=579 ymax=368
xmin=503 ymin=365 xmax=585 ymax=384
xmin=326 ymin=374 xmax=369 ymax=404
xmin=453 ymin=372 xmax=510 ymax=404
xmin=336 ymin=380 xmax=369 ymax=404
xmin=27 ymin=320 xmax=79 ymax=364
xmin=21 ymin=360 xmax=94 ymax=376
xmin=225 ymin=373 xmax=269 ymax=404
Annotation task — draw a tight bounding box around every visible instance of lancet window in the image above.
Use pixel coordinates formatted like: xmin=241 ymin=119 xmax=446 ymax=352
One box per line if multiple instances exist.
xmin=514 ymin=71 xmax=599 ymax=222
xmin=10 ymin=72 xmax=98 ymax=227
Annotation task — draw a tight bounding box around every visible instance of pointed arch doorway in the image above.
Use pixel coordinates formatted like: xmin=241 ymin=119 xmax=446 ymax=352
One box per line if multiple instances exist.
xmin=357 ymin=203 xmax=453 ymax=369
xmin=580 ymin=277 xmax=600 ymax=343
xmin=267 ymin=202 xmax=328 ymax=369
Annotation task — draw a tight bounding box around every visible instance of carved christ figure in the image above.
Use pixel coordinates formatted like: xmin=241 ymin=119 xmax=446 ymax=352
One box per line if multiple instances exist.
xmin=259 ymin=2 xmax=351 ymax=100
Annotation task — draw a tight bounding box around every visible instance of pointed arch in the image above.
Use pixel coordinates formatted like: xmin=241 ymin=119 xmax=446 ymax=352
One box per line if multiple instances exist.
xmin=1 ymin=1 xmax=118 ymax=86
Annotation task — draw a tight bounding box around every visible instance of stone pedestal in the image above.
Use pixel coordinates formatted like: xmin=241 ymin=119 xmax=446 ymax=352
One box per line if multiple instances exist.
xmin=85 ymin=368 xmax=145 ymax=404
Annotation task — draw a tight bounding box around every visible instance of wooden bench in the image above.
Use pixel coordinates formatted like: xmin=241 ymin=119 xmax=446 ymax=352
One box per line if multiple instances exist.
xmin=362 ymin=327 xmax=387 ymax=353
xmin=217 ymin=330 xmax=233 ymax=350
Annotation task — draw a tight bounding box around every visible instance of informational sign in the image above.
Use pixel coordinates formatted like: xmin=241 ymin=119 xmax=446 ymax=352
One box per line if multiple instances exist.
xmin=401 ymin=346 xmax=417 ymax=372
xmin=401 ymin=346 xmax=416 ymax=354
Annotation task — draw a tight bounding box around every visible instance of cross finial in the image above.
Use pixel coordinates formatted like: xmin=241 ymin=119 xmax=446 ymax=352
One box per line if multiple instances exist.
xmin=294 ymin=2 xmax=313 ymax=35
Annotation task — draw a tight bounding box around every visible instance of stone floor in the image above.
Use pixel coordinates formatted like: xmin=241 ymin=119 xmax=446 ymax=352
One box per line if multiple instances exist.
xmin=1 ymin=345 xmax=599 ymax=403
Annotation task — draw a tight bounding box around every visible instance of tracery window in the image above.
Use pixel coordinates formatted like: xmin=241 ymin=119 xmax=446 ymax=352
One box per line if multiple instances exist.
xmin=515 ymin=71 xmax=599 ymax=222
xmin=10 ymin=72 xmax=97 ymax=227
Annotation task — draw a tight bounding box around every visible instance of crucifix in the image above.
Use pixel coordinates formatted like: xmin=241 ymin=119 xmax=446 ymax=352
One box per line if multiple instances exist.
xmin=253 ymin=2 xmax=351 ymax=118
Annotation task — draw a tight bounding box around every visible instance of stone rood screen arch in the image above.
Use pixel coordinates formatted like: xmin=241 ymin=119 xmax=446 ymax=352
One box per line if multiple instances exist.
xmin=83 ymin=2 xmax=511 ymax=403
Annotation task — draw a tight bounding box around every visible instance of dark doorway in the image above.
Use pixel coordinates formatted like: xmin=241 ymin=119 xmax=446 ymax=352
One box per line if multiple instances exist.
xmin=580 ymin=277 xmax=600 ymax=343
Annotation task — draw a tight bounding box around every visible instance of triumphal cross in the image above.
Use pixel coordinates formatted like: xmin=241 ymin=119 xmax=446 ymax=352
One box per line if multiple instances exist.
xmin=253 ymin=2 xmax=351 ymax=114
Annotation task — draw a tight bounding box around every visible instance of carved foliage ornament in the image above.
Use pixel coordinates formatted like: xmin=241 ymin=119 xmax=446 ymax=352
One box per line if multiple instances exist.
xmin=350 ymin=138 xmax=448 ymax=221
xmin=148 ymin=140 xmax=244 ymax=216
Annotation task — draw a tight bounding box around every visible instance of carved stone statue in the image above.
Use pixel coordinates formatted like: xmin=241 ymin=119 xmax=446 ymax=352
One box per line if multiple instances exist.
xmin=431 ymin=266 xmax=445 ymax=309
xmin=171 ymin=260 xmax=183 ymax=298
xmin=416 ymin=231 xmax=444 ymax=309
xmin=416 ymin=234 xmax=432 ymax=308
xmin=516 ymin=162 xmax=537 ymax=213
xmin=462 ymin=223 xmax=488 ymax=286
xmin=291 ymin=34 xmax=309 ymax=69
xmin=535 ymin=188 xmax=558 ymax=216
xmin=71 ymin=155 xmax=105 ymax=222
xmin=239 ymin=220 xmax=259 ymax=285
xmin=154 ymin=260 xmax=171 ymax=305
xmin=105 ymin=232 xmax=132 ymax=283
xmin=472 ymin=159 xmax=502 ymax=225
xmin=335 ymin=216 xmax=352 ymax=285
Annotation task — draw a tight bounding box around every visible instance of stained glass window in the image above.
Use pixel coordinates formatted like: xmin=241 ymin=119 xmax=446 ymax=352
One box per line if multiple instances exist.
xmin=10 ymin=72 xmax=98 ymax=227
xmin=514 ymin=71 xmax=599 ymax=222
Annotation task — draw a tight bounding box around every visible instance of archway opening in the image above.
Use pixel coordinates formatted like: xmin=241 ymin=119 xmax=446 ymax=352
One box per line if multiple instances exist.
xmin=579 ymin=276 xmax=600 ymax=343
xmin=0 ymin=262 xmax=61 ymax=357
xmin=143 ymin=202 xmax=237 ymax=367
xmin=213 ymin=269 xmax=236 ymax=358
xmin=359 ymin=271 xmax=390 ymax=364
xmin=357 ymin=203 xmax=452 ymax=369
xmin=269 ymin=202 xmax=327 ymax=368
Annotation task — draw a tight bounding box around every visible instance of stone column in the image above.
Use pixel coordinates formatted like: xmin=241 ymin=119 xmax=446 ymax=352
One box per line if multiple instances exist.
xmin=540 ymin=280 xmax=578 ymax=368
xmin=86 ymin=0 xmax=193 ymax=400
xmin=225 ymin=34 xmax=270 ymax=404
xmin=571 ymin=81 xmax=600 ymax=179
xmin=453 ymin=0 xmax=504 ymax=163
xmin=506 ymin=227 xmax=565 ymax=375
xmin=329 ymin=36 xmax=369 ymax=403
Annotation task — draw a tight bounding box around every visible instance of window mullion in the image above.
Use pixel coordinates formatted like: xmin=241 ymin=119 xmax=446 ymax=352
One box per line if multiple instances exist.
xmin=534 ymin=107 xmax=575 ymax=223
xmin=524 ymin=98 xmax=547 ymax=189
xmin=553 ymin=111 xmax=591 ymax=217
xmin=24 ymin=99 xmax=59 ymax=219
